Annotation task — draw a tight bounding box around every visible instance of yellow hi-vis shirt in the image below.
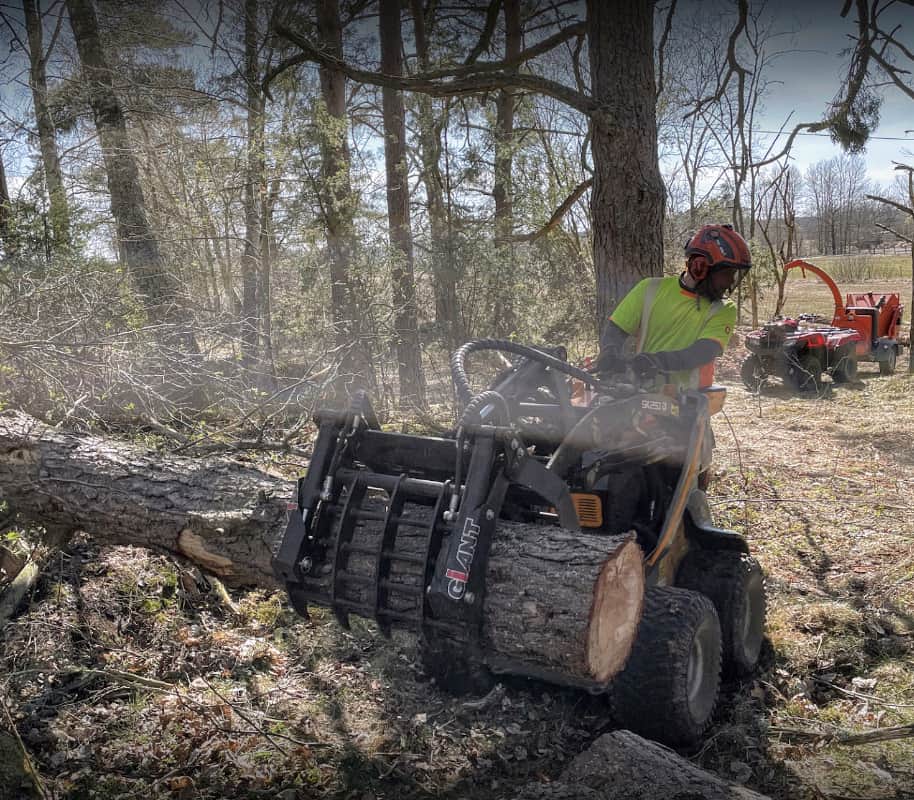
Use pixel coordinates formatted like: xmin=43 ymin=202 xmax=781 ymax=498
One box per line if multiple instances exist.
xmin=609 ymin=275 xmax=737 ymax=389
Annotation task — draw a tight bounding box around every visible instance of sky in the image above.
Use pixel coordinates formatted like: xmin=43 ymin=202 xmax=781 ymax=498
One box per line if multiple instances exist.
xmin=747 ymin=0 xmax=914 ymax=186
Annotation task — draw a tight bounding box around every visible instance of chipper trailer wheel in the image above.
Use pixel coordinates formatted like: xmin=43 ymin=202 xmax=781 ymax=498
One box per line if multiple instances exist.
xmin=879 ymin=347 xmax=898 ymax=376
xmin=676 ymin=551 xmax=766 ymax=677
xmin=611 ymin=587 xmax=722 ymax=749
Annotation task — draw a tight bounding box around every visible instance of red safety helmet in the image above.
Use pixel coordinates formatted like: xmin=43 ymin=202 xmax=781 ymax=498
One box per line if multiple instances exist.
xmin=684 ymin=224 xmax=751 ymax=300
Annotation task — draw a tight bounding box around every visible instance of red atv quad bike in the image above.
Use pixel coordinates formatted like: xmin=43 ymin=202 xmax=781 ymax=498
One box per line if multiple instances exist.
xmin=742 ymin=259 xmax=904 ymax=392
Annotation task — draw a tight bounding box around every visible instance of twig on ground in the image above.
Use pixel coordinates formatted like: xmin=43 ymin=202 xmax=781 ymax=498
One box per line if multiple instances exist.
xmin=208 ymin=575 xmax=240 ymax=616
xmin=0 ymin=691 xmax=48 ymax=799
xmin=198 ymin=675 xmax=290 ymax=756
xmin=814 ymin=676 xmax=914 ymax=709
xmin=770 ymin=723 xmax=914 ymax=746
xmin=460 ymin=682 xmax=505 ymax=711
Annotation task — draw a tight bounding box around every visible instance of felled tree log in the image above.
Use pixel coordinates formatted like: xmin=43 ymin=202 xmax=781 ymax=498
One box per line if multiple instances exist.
xmin=0 ymin=410 xmax=644 ymax=685
xmin=0 ymin=410 xmax=285 ymax=589
xmin=516 ymin=730 xmax=772 ymax=800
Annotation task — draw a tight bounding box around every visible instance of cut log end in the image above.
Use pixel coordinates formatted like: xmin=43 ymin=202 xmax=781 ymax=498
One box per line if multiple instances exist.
xmin=586 ymin=534 xmax=644 ymax=683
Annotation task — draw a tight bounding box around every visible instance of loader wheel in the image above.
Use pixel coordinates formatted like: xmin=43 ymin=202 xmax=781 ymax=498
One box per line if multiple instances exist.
xmin=879 ymin=347 xmax=897 ymax=375
xmin=831 ymin=352 xmax=858 ymax=383
xmin=740 ymin=355 xmax=766 ymax=391
xmin=418 ymin=636 xmax=494 ymax=695
xmin=611 ymin=587 xmax=721 ymax=749
xmin=785 ymin=352 xmax=821 ymax=393
xmin=676 ymin=551 xmax=766 ymax=677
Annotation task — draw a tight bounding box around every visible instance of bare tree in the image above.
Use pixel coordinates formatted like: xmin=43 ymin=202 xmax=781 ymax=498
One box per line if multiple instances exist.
xmin=379 ymin=0 xmax=425 ymax=409
xmin=315 ymin=0 xmax=373 ymax=395
xmin=22 ymin=0 xmax=69 ymax=248
xmin=409 ymin=0 xmax=463 ymax=347
xmin=868 ymin=162 xmax=914 ymax=373
xmin=241 ymin=0 xmax=264 ymax=367
xmin=492 ymin=0 xmax=521 ymax=336
xmin=757 ymin=163 xmax=801 ymax=316
xmin=64 ymin=0 xmax=194 ymax=343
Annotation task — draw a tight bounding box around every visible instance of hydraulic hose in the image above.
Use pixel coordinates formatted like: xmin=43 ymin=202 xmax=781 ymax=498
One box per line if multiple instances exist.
xmin=455 ymin=389 xmax=511 ymax=429
xmin=450 ymin=338 xmax=609 ymax=408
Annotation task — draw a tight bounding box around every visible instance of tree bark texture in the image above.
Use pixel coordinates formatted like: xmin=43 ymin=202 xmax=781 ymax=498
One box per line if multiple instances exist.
xmin=242 ymin=0 xmax=264 ymax=366
xmin=379 ymin=0 xmax=425 ymax=409
xmin=316 ymin=0 xmax=373 ymax=395
xmin=492 ymin=0 xmax=521 ymax=337
xmin=0 ymin=411 xmax=644 ymax=686
xmin=23 ymin=0 xmax=70 ymax=248
xmin=410 ymin=0 xmax=463 ymax=348
xmin=516 ymin=730 xmax=771 ymax=799
xmin=0 ymin=410 xmax=284 ymax=589
xmin=587 ymin=0 xmax=666 ymax=334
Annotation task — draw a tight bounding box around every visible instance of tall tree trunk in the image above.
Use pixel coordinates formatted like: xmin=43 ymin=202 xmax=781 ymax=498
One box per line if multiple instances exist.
xmin=379 ymin=0 xmax=425 ymax=409
xmin=23 ymin=0 xmax=70 ymax=248
xmin=316 ymin=0 xmax=372 ymax=396
xmin=587 ymin=0 xmax=665 ymax=335
xmin=260 ymin=175 xmax=282 ymax=376
xmin=493 ymin=0 xmax=521 ymax=337
xmin=241 ymin=0 xmax=264 ymax=367
xmin=0 ymin=150 xmax=17 ymax=257
xmin=411 ymin=0 xmax=463 ymax=348
xmin=64 ymin=0 xmax=194 ymax=345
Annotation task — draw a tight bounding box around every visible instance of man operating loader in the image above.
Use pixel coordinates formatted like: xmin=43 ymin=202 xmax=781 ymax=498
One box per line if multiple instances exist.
xmin=593 ymin=223 xmax=752 ymax=391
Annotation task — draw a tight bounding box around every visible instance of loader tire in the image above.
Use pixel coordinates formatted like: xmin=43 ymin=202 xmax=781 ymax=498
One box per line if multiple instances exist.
xmin=418 ymin=635 xmax=494 ymax=696
xmin=740 ymin=355 xmax=766 ymax=392
xmin=676 ymin=551 xmax=766 ymax=677
xmin=611 ymin=587 xmax=721 ymax=749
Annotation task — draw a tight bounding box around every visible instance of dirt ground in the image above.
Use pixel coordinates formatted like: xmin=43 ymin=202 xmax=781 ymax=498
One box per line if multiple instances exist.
xmin=2 ymin=325 xmax=914 ymax=799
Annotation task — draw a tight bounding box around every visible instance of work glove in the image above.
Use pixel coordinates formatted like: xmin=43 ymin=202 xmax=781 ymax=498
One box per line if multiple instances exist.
xmin=627 ymin=352 xmax=667 ymax=380
xmin=589 ymin=349 xmax=625 ymax=376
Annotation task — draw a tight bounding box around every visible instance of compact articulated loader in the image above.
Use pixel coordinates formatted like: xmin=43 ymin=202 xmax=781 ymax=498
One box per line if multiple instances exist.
xmin=273 ymin=340 xmax=766 ymax=747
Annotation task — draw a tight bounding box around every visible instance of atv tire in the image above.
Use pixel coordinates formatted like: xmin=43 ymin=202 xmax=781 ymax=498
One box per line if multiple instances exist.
xmin=785 ymin=351 xmax=822 ymax=393
xmin=879 ymin=347 xmax=897 ymax=376
xmin=611 ymin=587 xmax=721 ymax=749
xmin=676 ymin=551 xmax=766 ymax=678
xmin=831 ymin=352 xmax=858 ymax=384
xmin=418 ymin=635 xmax=494 ymax=695
xmin=740 ymin=355 xmax=766 ymax=392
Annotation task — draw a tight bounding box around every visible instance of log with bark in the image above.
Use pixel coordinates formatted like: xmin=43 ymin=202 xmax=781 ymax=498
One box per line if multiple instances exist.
xmin=516 ymin=730 xmax=772 ymax=800
xmin=0 ymin=410 xmax=644 ymax=687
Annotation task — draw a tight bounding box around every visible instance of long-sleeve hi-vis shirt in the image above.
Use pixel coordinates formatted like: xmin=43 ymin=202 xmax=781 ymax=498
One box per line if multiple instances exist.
xmin=609 ymin=275 xmax=737 ymax=389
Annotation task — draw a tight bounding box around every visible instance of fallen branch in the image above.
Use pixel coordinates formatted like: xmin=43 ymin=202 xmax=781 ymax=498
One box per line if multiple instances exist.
xmin=0 ymin=691 xmax=48 ymax=799
xmin=769 ymin=723 xmax=914 ymax=746
xmin=0 ymin=560 xmax=41 ymax=628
